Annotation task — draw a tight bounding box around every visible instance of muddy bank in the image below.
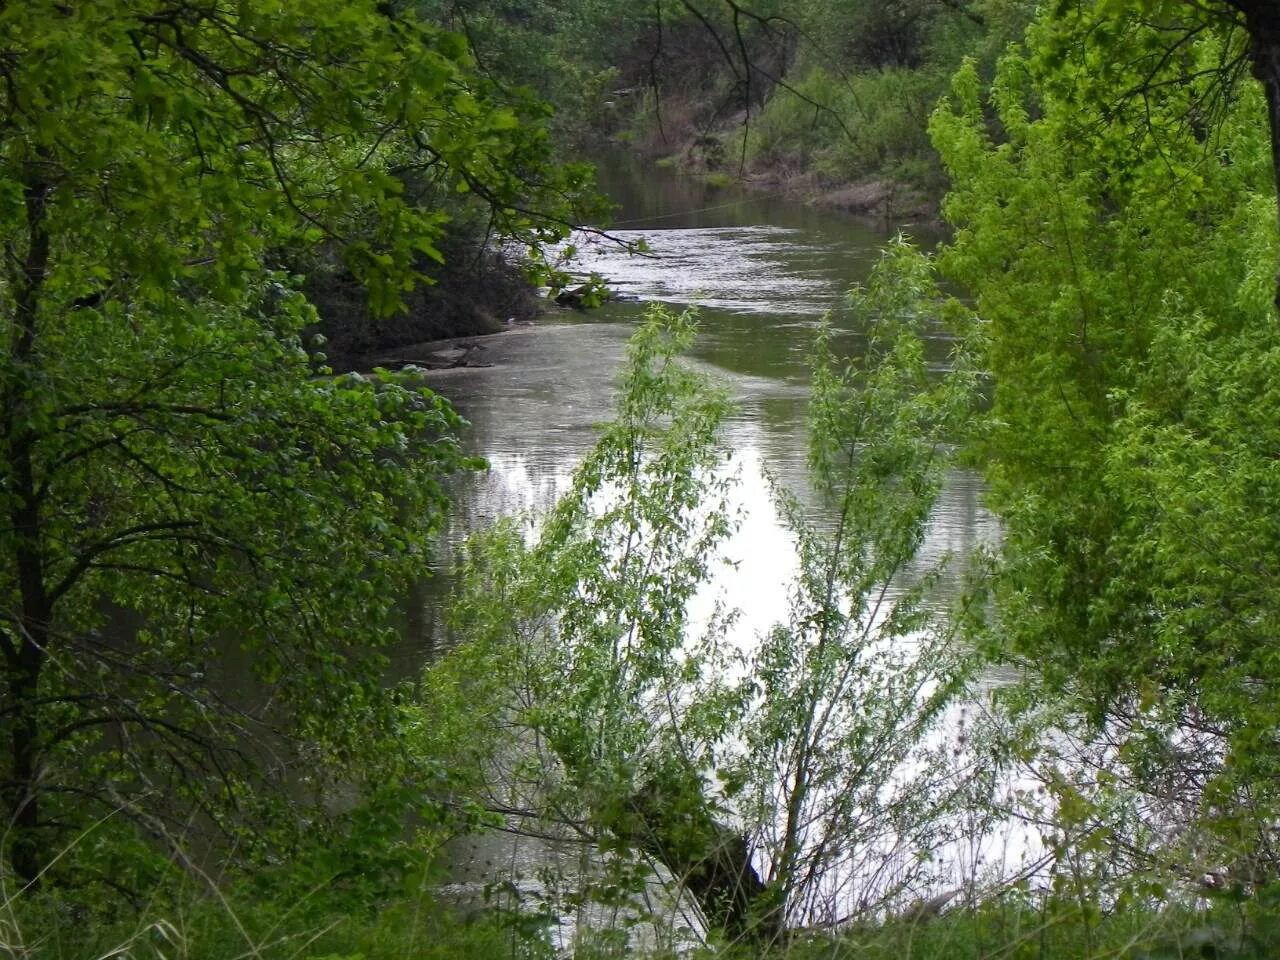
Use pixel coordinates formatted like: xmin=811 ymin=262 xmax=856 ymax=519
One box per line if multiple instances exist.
xmin=614 ymin=97 xmax=943 ymax=227
xmin=612 ymin=142 xmax=940 ymax=228
xmin=346 ymin=324 xmax=545 ymax=376
xmin=308 ymin=234 xmax=541 ymax=373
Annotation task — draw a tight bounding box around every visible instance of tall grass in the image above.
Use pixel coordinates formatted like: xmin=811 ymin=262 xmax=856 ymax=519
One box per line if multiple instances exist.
xmin=1 ymin=854 xmax=555 ymax=960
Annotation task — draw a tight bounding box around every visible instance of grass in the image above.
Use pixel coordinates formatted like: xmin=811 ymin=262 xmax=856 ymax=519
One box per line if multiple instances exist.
xmin=10 ymin=867 xmax=1280 ymax=960
xmin=3 ymin=877 xmax=556 ymax=960
xmin=700 ymin=171 xmax=736 ymax=189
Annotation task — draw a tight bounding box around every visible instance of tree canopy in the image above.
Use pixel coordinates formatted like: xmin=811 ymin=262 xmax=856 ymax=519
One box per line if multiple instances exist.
xmin=0 ymin=0 xmax=594 ymax=885
xmin=931 ymin=0 xmax=1280 ymax=876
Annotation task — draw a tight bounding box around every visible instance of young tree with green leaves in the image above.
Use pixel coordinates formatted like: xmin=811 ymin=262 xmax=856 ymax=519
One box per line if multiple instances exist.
xmin=424 ymin=304 xmax=751 ymax=942
xmin=427 ymin=258 xmax=981 ymax=946
xmin=930 ymin=1 xmax=1280 ymax=877
xmin=729 ymin=240 xmax=980 ymax=934
xmin=0 ymin=0 xmax=591 ymax=885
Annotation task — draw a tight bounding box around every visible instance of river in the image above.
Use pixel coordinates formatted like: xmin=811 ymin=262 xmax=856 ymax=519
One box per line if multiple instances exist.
xmin=409 ymin=155 xmax=995 ymax=648
xmin=416 ymin=156 xmax=1005 ymax=948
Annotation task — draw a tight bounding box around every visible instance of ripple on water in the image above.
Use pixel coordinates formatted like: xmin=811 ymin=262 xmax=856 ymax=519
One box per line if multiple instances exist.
xmin=562 ymin=227 xmax=871 ymax=316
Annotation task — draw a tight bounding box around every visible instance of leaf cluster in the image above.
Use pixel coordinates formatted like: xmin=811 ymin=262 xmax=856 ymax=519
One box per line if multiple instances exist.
xmin=930 ymin=0 xmax=1280 ymax=875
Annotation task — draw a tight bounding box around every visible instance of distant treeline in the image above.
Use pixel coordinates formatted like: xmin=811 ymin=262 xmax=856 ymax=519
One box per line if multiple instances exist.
xmin=416 ymin=1 xmax=1038 ymax=216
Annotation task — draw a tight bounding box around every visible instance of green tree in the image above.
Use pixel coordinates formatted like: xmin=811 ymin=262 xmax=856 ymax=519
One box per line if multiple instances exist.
xmin=426 ymin=304 xmax=747 ymax=939
xmin=0 ymin=0 xmax=589 ymax=885
xmin=731 ymin=241 xmax=980 ymax=932
xmin=930 ymin=3 xmax=1280 ymax=873
xmin=412 ymin=0 xmax=648 ymax=145
xmin=426 ymin=260 xmax=981 ymax=945
xmin=1040 ymin=1 xmax=1280 ymax=298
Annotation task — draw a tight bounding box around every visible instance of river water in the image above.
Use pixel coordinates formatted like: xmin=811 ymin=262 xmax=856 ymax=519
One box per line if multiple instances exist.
xmin=418 ymin=157 xmax=1005 ymax=946
xmin=416 ymin=156 xmax=995 ymax=646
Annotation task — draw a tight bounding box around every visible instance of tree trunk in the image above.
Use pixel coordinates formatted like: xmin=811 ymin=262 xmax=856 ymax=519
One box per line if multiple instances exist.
xmin=8 ymin=447 xmax=48 ymax=886
xmin=1235 ymin=1 xmax=1280 ymax=309
xmin=6 ymin=633 xmax=45 ymax=886
xmin=3 ymin=176 xmax=52 ymax=885
xmin=624 ymin=780 xmax=783 ymax=946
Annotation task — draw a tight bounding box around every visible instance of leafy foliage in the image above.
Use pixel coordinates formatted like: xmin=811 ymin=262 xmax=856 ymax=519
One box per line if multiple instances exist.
xmin=413 ymin=0 xmax=649 ymax=147
xmin=930 ymin=0 xmax=1280 ymax=877
xmin=433 ymin=302 xmax=738 ymax=828
xmin=728 ymin=241 xmax=981 ymax=926
xmin=0 ymin=0 xmax=595 ymax=883
xmin=421 ymin=250 xmax=982 ymax=946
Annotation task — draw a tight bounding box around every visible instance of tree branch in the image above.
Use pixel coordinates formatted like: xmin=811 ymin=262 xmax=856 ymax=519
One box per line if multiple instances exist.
xmin=48 ymin=521 xmax=205 ymax=606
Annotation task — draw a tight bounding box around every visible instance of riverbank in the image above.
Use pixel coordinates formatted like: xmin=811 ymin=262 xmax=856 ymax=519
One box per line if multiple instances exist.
xmin=607 ymin=70 xmax=949 ymax=227
xmin=731 ymin=163 xmax=939 ymax=225
xmin=350 ymin=324 xmax=541 ymax=375
xmin=594 ymin=151 xmax=934 ymax=237
xmin=625 ymin=122 xmax=943 ymax=226
xmin=307 ymin=232 xmax=543 ymax=371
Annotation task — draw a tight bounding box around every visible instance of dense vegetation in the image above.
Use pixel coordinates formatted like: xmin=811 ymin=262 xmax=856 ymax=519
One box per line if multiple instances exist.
xmin=7 ymin=1 xmax=1280 ymax=958
xmin=419 ymin=0 xmax=1040 ymax=217
xmin=0 ymin=0 xmax=587 ymax=896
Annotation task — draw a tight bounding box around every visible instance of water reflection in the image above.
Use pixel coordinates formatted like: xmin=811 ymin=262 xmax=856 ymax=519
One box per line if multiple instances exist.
xmin=412 ymin=157 xmax=1004 ymax=941
xmin=407 ymin=152 xmax=997 ymax=658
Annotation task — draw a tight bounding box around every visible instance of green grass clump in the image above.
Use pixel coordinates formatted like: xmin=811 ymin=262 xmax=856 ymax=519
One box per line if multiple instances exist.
xmin=1 ymin=837 xmax=556 ymax=960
